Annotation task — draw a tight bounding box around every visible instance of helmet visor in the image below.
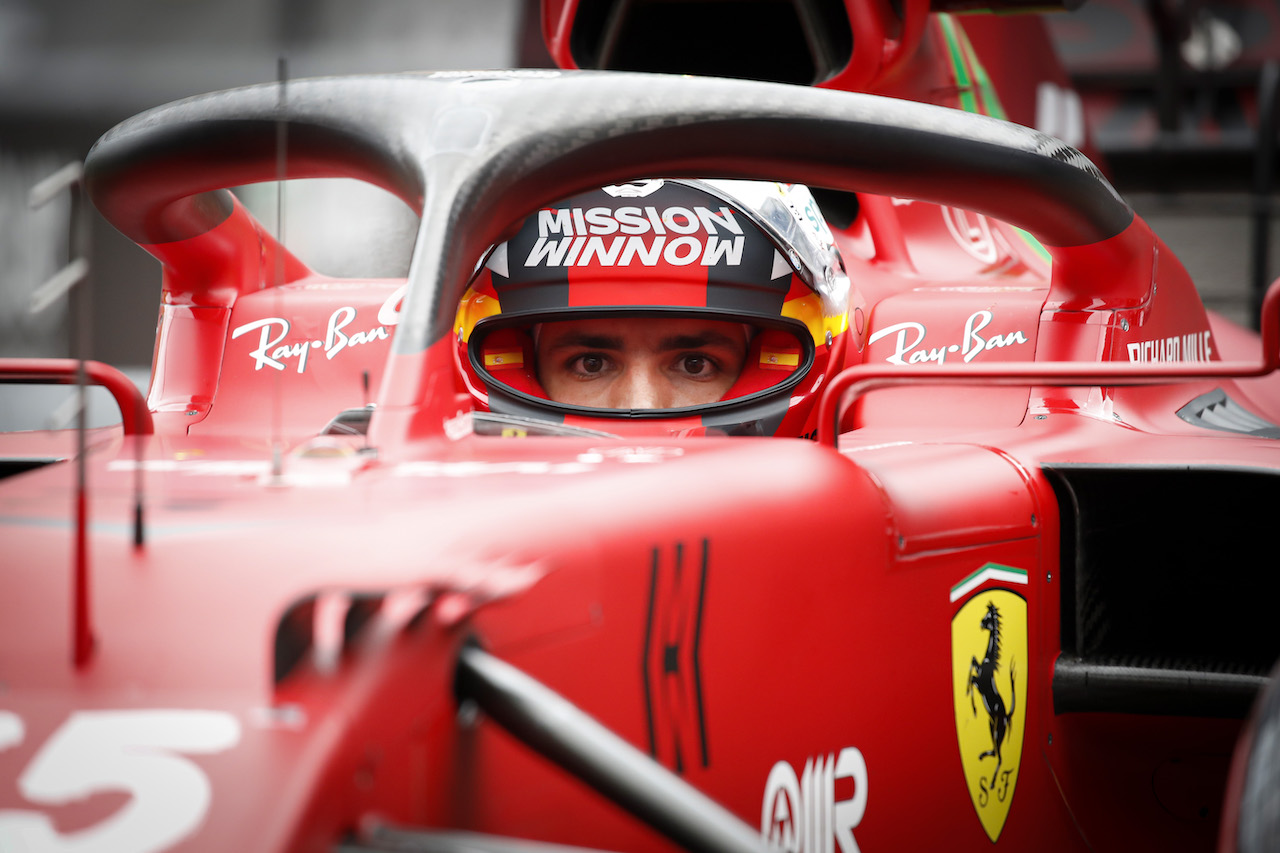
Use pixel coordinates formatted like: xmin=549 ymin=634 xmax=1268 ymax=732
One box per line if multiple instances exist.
xmin=470 ymin=310 xmax=813 ymax=416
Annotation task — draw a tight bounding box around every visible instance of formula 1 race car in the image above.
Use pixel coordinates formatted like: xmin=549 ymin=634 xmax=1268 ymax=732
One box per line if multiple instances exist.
xmin=3 ymin=7 xmax=1280 ymax=853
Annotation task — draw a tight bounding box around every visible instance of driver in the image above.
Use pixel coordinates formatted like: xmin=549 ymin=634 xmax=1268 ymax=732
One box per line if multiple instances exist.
xmin=534 ymin=315 xmax=750 ymax=410
xmin=454 ymin=179 xmax=856 ymax=437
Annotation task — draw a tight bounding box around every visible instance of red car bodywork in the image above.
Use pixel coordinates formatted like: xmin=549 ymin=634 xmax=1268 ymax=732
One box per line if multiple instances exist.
xmin=2 ymin=10 xmax=1279 ymax=853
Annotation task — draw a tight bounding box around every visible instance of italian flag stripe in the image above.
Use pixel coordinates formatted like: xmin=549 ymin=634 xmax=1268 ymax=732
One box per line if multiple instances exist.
xmin=950 ymin=563 xmax=1029 ymax=603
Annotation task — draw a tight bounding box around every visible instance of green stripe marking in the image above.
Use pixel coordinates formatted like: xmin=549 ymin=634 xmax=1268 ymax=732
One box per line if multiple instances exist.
xmin=950 ymin=562 xmax=1029 ymax=603
xmin=938 ymin=14 xmax=1051 ymax=268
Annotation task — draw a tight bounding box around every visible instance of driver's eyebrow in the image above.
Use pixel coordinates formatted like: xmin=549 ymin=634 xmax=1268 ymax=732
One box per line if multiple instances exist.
xmin=544 ymin=332 xmax=624 ymax=351
xmin=659 ymin=331 xmax=742 ymax=351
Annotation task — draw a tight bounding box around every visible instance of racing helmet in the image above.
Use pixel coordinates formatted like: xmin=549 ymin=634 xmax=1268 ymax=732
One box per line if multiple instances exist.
xmin=454 ymin=179 xmax=852 ymax=437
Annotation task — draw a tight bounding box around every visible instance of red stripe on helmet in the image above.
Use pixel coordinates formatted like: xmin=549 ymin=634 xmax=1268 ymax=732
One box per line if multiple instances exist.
xmin=566 ymin=233 xmax=711 ymax=308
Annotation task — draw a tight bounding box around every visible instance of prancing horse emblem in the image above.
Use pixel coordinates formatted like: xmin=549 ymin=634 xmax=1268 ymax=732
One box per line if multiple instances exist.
xmin=968 ymin=602 xmax=1016 ymax=788
xmin=951 ymin=575 xmax=1027 ymax=842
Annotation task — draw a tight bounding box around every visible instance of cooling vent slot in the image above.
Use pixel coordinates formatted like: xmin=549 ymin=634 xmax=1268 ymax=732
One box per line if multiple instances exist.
xmin=273 ymin=590 xmax=426 ymax=684
xmin=1177 ymin=388 xmax=1280 ymax=438
xmin=1045 ymin=464 xmax=1280 ymax=717
xmin=0 ymin=458 xmax=60 ymax=480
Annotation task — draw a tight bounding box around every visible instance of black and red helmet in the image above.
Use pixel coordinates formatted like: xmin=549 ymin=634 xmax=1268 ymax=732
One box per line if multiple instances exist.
xmin=455 ymin=179 xmax=852 ymax=437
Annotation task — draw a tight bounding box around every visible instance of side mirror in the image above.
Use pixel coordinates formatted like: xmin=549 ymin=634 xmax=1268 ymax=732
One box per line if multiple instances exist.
xmin=1218 ymin=655 xmax=1280 ymax=853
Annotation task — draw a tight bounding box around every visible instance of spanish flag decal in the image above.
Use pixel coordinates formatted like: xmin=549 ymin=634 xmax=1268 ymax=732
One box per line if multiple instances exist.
xmin=759 ymin=349 xmax=799 ymax=370
xmin=484 ymin=351 xmax=524 ymax=370
xmin=951 ymin=569 xmax=1027 ymax=842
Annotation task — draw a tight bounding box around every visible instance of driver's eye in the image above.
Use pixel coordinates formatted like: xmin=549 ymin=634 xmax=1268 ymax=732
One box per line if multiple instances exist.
xmin=678 ymin=355 xmax=713 ymax=377
xmin=574 ymin=354 xmax=607 ymax=375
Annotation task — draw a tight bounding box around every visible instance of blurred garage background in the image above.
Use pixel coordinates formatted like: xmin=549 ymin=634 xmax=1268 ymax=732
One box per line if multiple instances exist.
xmin=0 ymin=0 xmax=1277 ymax=427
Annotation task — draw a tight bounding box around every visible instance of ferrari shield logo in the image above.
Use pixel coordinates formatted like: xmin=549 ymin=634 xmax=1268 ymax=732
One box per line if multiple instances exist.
xmin=951 ymin=580 xmax=1027 ymax=842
